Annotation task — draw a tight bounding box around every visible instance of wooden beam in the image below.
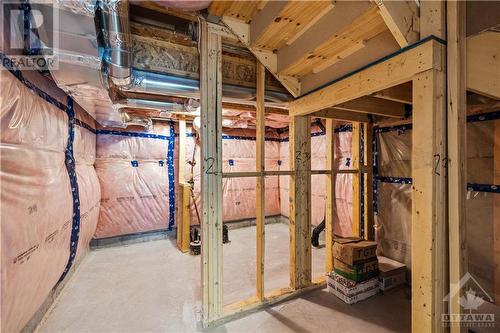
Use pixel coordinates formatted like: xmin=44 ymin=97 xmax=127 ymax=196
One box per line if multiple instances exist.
xmin=374 ymin=0 xmax=419 ymax=47
xmin=256 ymin=61 xmax=265 ymax=301
xmin=495 ymin=120 xmax=500 ymax=305
xmin=335 ymin=96 xmax=406 ymax=119
xmin=200 ymin=20 xmax=223 ymax=325
xmin=351 ymin=123 xmax=361 ymax=237
xmin=311 ymin=40 xmax=367 ymax=74
xmin=363 ymin=123 xmax=374 ymax=241
xmin=371 ymin=82 xmax=413 ymax=104
xmin=278 ymin=6 xmax=387 ymax=78
xmin=412 ymin=67 xmax=447 ymax=333
xmin=223 ymin=17 xmax=301 ymax=97
xmin=289 ymin=115 xmax=312 ymax=290
xmin=420 ymin=1 xmax=445 ymax=40
xmin=251 ymin=1 xmax=334 ymax=51
xmin=176 ymin=119 xmax=190 ymax=253
xmin=176 ymin=183 xmax=191 ymax=253
xmin=466 ymin=31 xmax=500 ymax=99
xmin=325 ymin=119 xmax=335 ymax=273
xmin=313 ymin=108 xmax=370 ymax=123
xmin=249 ymin=0 xmax=289 ymax=47
xmin=447 ymin=2 xmax=468 ymax=331
xmin=289 ymin=39 xmax=440 ymax=116
xmin=277 ymin=2 xmax=372 ymax=73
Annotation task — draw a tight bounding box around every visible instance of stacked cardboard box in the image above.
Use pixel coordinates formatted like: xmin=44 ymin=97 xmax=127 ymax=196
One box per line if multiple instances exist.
xmin=378 ymin=256 xmax=406 ymax=291
xmin=327 ymin=237 xmax=379 ymax=304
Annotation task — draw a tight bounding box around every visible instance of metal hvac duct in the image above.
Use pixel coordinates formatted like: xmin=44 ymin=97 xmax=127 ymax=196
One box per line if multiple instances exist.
xmin=98 ymin=0 xmax=293 ymax=106
xmin=113 ymin=98 xmax=185 ymax=112
xmin=100 ymin=0 xmax=132 ymax=86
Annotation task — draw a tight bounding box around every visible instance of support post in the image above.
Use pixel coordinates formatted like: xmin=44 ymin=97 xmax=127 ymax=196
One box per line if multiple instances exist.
xmin=495 ymin=121 xmax=500 ymax=304
xmin=412 ymin=65 xmax=447 ymax=332
xmin=289 ymin=115 xmax=311 ymax=289
xmin=363 ymin=123 xmax=374 ymax=241
xmin=351 ymin=122 xmax=361 ymax=237
xmin=325 ymin=119 xmax=335 ymax=272
xmin=447 ymin=1 xmax=467 ymax=331
xmin=255 ymin=61 xmax=265 ymax=300
xmin=200 ymin=20 xmax=223 ymax=325
xmin=176 ymin=119 xmax=190 ymax=252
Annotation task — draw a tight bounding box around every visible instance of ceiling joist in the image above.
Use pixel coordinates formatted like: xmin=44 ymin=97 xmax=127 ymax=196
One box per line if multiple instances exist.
xmin=250 ymin=1 xmax=334 ymax=51
xmin=371 ymin=82 xmax=413 ymax=104
xmin=313 ymin=108 xmax=370 ymax=123
xmin=278 ymin=6 xmax=387 ymax=78
xmin=334 ymin=96 xmax=406 ymax=119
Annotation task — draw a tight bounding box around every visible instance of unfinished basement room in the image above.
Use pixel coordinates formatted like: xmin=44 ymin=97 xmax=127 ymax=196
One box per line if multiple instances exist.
xmin=1 ymin=0 xmax=499 ymax=332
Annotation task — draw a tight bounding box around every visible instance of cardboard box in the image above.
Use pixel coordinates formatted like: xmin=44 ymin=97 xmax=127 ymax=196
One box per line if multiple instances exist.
xmin=328 ymin=272 xmax=379 ymax=296
xmin=333 ymin=238 xmax=377 ymax=265
xmin=328 ymin=273 xmax=380 ymax=304
xmin=378 ymin=256 xmax=406 ymax=277
xmin=334 ymin=258 xmax=379 ymax=282
xmin=331 ymin=286 xmax=379 ymax=304
xmin=379 ymin=271 xmax=406 ymax=291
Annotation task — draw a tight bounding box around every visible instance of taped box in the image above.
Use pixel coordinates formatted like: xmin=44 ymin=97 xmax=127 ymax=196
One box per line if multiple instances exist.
xmin=378 ymin=256 xmax=406 ymax=291
xmin=327 ymin=272 xmax=379 ymax=304
xmin=332 ymin=237 xmax=377 ymax=265
xmin=334 ymin=257 xmax=379 ymax=282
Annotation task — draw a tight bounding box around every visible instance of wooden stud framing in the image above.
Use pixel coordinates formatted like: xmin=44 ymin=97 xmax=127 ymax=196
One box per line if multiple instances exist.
xmin=351 ymin=123 xmax=361 ymax=237
xmin=200 ymin=20 xmax=223 ymax=325
xmin=313 ymin=108 xmax=370 ymax=123
xmin=363 ymin=123 xmax=374 ymax=241
xmin=447 ymin=2 xmax=467 ymax=331
xmin=495 ymin=120 xmax=500 ymax=304
xmin=289 ymin=115 xmax=312 ymax=290
xmin=335 ymin=96 xmax=406 ymax=118
xmin=371 ymin=82 xmax=413 ymax=104
xmin=176 ymin=118 xmax=190 ymax=253
xmin=255 ymin=61 xmax=265 ymax=301
xmin=176 ymin=183 xmax=191 ymax=253
xmin=289 ymin=38 xmax=441 ymax=116
xmin=374 ymin=0 xmax=419 ymax=47
xmin=466 ymin=31 xmax=500 ymax=99
xmin=412 ymin=66 xmax=447 ymax=333
xmin=325 ymin=119 xmax=335 ymax=272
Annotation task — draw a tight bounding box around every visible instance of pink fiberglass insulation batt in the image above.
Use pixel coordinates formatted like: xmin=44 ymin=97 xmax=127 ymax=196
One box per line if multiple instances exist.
xmin=95 ymin=123 xmax=172 ymax=238
xmin=1 ymin=71 xmax=99 ymax=333
xmin=181 ymin=127 xmax=281 ymax=224
xmin=279 ymin=124 xmax=355 ymax=236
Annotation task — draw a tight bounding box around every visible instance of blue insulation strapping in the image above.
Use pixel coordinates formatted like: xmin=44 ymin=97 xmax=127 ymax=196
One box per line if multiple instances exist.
xmin=467 ymin=183 xmax=500 ymax=193
xmin=167 ymin=125 xmax=176 ymax=230
xmin=75 ymin=118 xmax=97 ymax=134
xmin=377 ymin=176 xmax=413 ymax=184
xmin=372 ymin=130 xmax=379 ymax=214
xmin=59 ymin=97 xmax=81 ymax=283
xmin=467 ymin=110 xmax=500 ymax=123
xmin=96 ymin=129 xmax=169 ymax=140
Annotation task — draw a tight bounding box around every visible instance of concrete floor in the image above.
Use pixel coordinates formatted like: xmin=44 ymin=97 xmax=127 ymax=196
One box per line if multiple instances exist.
xmin=38 ymin=223 xmax=410 ymax=332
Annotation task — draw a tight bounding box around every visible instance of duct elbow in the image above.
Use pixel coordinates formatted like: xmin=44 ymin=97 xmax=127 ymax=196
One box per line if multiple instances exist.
xmin=101 ymin=0 xmax=131 ymax=86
